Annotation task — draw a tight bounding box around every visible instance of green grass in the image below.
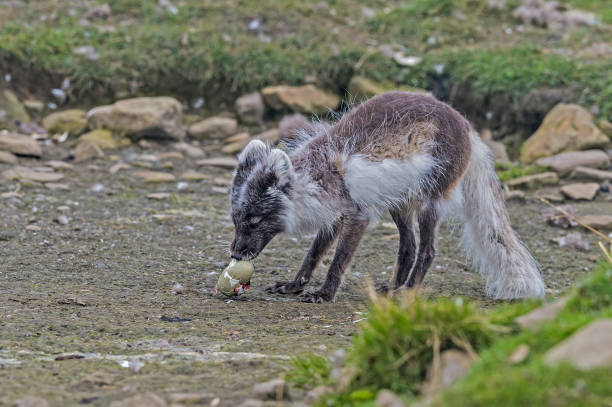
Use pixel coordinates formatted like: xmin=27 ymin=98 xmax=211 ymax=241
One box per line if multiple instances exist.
xmin=1 ymin=0 xmax=611 ymax=120
xmin=288 ymin=262 xmax=612 ymax=406
xmin=495 ymin=162 xmax=548 ymax=182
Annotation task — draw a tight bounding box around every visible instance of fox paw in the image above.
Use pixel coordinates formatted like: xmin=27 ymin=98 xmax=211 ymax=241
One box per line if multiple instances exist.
xmin=300 ymin=291 xmax=333 ymax=304
xmin=265 ymin=280 xmax=304 ymax=294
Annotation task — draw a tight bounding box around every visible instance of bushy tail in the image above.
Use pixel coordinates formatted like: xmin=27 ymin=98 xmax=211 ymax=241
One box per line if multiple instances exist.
xmin=458 ymin=133 xmax=546 ymax=299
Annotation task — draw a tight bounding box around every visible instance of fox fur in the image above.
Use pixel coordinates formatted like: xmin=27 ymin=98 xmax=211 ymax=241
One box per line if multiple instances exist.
xmin=229 ymin=91 xmax=546 ymax=303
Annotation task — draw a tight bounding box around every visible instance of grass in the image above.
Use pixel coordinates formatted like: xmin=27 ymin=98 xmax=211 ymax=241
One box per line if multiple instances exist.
xmin=0 ymin=0 xmax=611 ymax=121
xmin=495 ymin=162 xmax=548 ymax=182
xmin=287 ymin=261 xmax=612 ymax=406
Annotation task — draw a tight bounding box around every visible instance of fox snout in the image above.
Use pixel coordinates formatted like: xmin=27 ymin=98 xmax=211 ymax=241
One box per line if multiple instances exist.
xmin=230 ymin=235 xmax=259 ymax=261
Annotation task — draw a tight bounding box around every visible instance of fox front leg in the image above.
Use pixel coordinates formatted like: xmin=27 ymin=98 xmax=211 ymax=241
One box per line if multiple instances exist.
xmin=266 ymin=221 xmax=341 ymax=295
xmin=301 ymin=213 xmax=369 ymax=303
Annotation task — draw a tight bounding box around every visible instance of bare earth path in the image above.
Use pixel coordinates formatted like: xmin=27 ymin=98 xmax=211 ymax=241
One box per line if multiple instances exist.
xmin=0 ymin=144 xmax=607 ymax=406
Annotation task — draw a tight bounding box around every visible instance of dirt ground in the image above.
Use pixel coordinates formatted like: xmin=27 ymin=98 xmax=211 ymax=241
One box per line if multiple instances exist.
xmin=0 ymin=143 xmax=608 ymax=406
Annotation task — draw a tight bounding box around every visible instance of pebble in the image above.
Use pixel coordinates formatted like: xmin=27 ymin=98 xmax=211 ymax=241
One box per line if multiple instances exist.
xmin=558 ymin=232 xmax=590 ymax=251
xmin=132 ymin=171 xmax=177 ymax=183
xmin=252 ymin=378 xmax=290 ymax=401
xmin=25 ymin=225 xmax=42 ymax=232
xmin=147 ymin=193 xmax=171 ymax=200
xmin=196 ymin=157 xmax=238 ymax=168
xmin=55 ymin=215 xmax=70 ymax=225
xmin=45 ymin=183 xmax=70 ymax=191
xmin=560 ymin=182 xmax=600 ymax=200
xmin=516 ymin=297 xmax=568 ymax=328
xmin=171 ymin=282 xmax=184 ymax=294
xmin=508 ymin=344 xmax=530 ymax=364
xmin=109 ymin=163 xmax=132 ymax=174
xmin=181 ymin=171 xmax=207 ymax=181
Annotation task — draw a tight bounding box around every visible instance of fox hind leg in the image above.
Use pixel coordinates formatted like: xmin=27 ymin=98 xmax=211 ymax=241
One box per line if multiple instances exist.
xmin=389 ymin=205 xmax=418 ymax=289
xmin=405 ymin=202 xmax=439 ymax=288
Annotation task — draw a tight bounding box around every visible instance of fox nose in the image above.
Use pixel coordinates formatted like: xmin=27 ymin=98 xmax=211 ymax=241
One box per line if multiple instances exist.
xmin=230 ymin=254 xmax=242 ymax=260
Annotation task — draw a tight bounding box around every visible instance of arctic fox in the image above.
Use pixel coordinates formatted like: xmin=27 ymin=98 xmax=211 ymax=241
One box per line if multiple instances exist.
xmin=229 ymin=92 xmax=546 ymax=303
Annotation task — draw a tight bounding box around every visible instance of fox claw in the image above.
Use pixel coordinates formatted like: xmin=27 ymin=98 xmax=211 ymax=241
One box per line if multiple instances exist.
xmin=300 ymin=291 xmax=331 ymax=303
xmin=265 ymin=280 xmax=304 ymax=294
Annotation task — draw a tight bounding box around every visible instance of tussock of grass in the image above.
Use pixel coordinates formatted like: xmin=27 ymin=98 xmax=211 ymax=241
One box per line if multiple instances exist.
xmin=289 ymin=262 xmax=612 ymax=406
xmin=495 ymin=162 xmax=548 ymax=182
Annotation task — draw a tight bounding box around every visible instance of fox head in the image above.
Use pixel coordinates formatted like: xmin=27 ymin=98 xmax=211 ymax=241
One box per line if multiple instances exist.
xmin=229 ymin=140 xmax=295 ymax=260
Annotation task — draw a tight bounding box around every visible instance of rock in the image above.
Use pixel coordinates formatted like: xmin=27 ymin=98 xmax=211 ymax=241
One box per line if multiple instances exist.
xmin=132 ymin=171 xmax=176 ymax=183
xmin=516 ymin=297 xmax=568 ymax=328
xmin=545 ymin=319 xmax=612 ymax=370
xmin=85 ymin=3 xmax=112 ymax=20
xmin=541 ymin=204 xmax=577 ymax=228
xmin=87 ymin=97 xmax=185 ymax=140
xmin=237 ymin=400 xmax=263 ymax=407
xmin=423 ymin=350 xmax=473 ymax=394
xmin=579 ymin=215 xmax=612 ymax=230
xmin=347 ymin=76 xmax=430 ymax=101
xmin=262 ymin=85 xmax=339 ymax=114
xmin=74 ymin=140 xmax=104 ymax=163
xmin=108 ymin=393 xmax=168 ymax=407
xmin=375 ymin=389 xmax=406 ymax=407
xmin=167 ymin=393 xmax=214 ymax=404
xmin=42 ymin=109 xmax=88 ymax=135
xmin=55 ymin=215 xmax=70 ymax=225
xmin=0 ymin=150 xmax=18 ymax=164
xmin=13 ymin=396 xmax=50 ymax=407
xmin=222 ymin=132 xmax=251 ymax=154
xmin=181 ymin=171 xmax=207 ymax=181
xmin=599 ymin=120 xmax=612 ymax=138
xmin=305 ymin=386 xmax=332 ymax=404
xmin=79 ymin=129 xmax=130 ymax=150
xmin=25 ymin=225 xmax=42 ymax=232
xmin=109 ymin=163 xmax=131 ymax=174
xmin=0 ymin=89 xmax=30 ymax=124
xmin=156 ymin=151 xmax=183 ymax=160
xmin=188 ymin=116 xmax=237 ymax=139
xmin=197 ymin=157 xmax=238 ymax=168
xmin=255 ymin=128 xmax=281 ymax=144
xmin=570 ymin=166 xmax=612 ymax=182
xmin=147 ymin=193 xmax=171 ymax=200
xmin=0 ymin=133 xmax=42 ymax=156
xmin=504 ymin=190 xmax=525 ymax=201
xmin=480 ymin=129 xmax=509 ymax=163
xmin=560 ymin=183 xmax=599 ymax=200
xmin=508 ymin=344 xmax=530 ymax=364
xmin=2 ymin=166 xmax=64 ymax=183
xmin=252 ymin=378 xmax=290 ymax=401
xmin=535 ymin=150 xmax=610 ymax=175
xmin=173 ymin=142 xmax=204 ymax=158
xmin=84 ymin=370 xmax=113 ymax=385
xmin=23 ymin=99 xmax=45 ymax=112
xmin=521 ymin=104 xmax=609 ymax=164
xmin=505 ymin=172 xmax=559 ymax=190
xmin=235 ymin=92 xmax=264 ymax=125
xmin=45 ymin=183 xmax=70 ymax=191
xmin=45 ymin=160 xmax=74 ymax=171
xmin=213 ymin=177 xmax=231 ymax=187
xmin=558 ymin=232 xmax=590 ymax=251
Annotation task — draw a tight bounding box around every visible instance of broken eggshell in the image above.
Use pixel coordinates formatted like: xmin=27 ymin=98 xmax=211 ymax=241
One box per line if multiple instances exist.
xmin=215 ymin=259 xmax=254 ymax=297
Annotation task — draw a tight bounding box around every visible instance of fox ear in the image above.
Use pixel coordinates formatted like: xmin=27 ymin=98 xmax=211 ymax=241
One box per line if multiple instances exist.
xmin=238 ymin=139 xmax=268 ymax=168
xmin=268 ymin=149 xmax=294 ymax=188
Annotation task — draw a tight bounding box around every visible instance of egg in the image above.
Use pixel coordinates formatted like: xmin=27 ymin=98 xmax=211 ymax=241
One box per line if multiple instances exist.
xmin=215 ymin=259 xmax=255 ymax=297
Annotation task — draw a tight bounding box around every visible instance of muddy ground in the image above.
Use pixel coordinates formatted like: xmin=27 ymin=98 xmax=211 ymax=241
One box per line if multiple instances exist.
xmin=0 ymin=143 xmax=608 ymax=406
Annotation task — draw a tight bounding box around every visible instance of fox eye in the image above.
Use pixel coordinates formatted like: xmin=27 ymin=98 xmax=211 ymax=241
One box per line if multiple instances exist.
xmin=248 ymin=216 xmax=263 ymax=227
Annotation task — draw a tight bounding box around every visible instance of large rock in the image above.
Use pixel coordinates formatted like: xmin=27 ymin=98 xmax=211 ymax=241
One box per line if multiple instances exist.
xmin=579 ymin=215 xmax=612 ymax=230
xmin=74 ymin=140 xmax=104 ymax=163
xmin=0 ymin=89 xmax=30 ymax=123
xmin=42 ymin=109 xmax=87 ymax=135
xmin=0 ymin=133 xmax=42 ymax=156
xmin=188 ymin=116 xmax=237 ymax=139
xmin=505 ymin=172 xmax=559 ymax=190
xmin=521 ymin=104 xmax=609 ymax=164
xmin=481 ymin=129 xmax=509 ymax=163
xmin=569 ymin=166 xmax=612 ymax=182
xmin=235 ymin=92 xmax=264 ymax=125
xmin=560 ymin=182 xmax=599 ymax=200
xmin=545 ymin=319 xmax=612 ymax=370
xmin=0 ymin=150 xmax=18 ymax=164
xmin=347 ymin=76 xmax=430 ymax=101
xmin=255 ymin=128 xmax=281 ymax=144
xmin=87 ymin=97 xmax=185 ymax=140
xmin=2 ymin=166 xmax=64 ymax=183
xmin=262 ymin=85 xmax=339 ymax=114
xmin=535 ymin=150 xmax=610 ymax=175
xmin=78 ymin=129 xmax=130 ymax=150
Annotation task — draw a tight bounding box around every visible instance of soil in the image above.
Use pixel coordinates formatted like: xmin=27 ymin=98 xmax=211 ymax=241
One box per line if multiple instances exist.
xmin=0 ymin=142 xmax=609 ymax=406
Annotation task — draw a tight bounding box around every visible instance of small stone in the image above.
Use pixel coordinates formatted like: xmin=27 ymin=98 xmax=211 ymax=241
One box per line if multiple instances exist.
xmin=570 ymin=166 xmax=612 ymax=182
xmin=23 ymin=99 xmax=45 ymax=112
xmin=147 ymin=193 xmax=171 ymax=200
xmin=255 ymin=128 xmax=281 ymax=144
xmin=161 ymin=161 xmax=174 ymax=169
xmin=262 ymin=84 xmax=339 ymax=115
xmin=25 ymin=225 xmax=42 ymax=232
xmin=108 ymin=393 xmax=168 ymax=407
xmin=45 ymin=183 xmax=70 ymax=191
xmin=173 ymin=142 xmax=204 ymax=158
xmin=171 ymin=282 xmax=185 ymax=294
xmin=14 ymin=396 xmax=50 ymax=407
xmin=213 ymin=177 xmax=231 ymax=187
xmin=74 ymin=140 xmax=104 ymax=163
xmin=196 ymin=157 xmax=238 ymax=168
xmin=505 ymin=172 xmax=559 ymax=190
xmin=235 ymin=92 xmax=264 ymax=125
xmin=560 ymin=183 xmax=599 ymax=200
xmin=305 ymin=386 xmax=332 ymax=404
xmin=423 ymin=350 xmax=473 ymax=394
xmin=188 ymin=116 xmax=238 ymax=139
xmin=55 ymin=215 xmax=70 ymax=225
xmin=0 ymin=150 xmax=18 ymax=164
xmin=167 ymin=393 xmax=213 ymax=404
xmin=221 ymin=139 xmax=250 ymax=154
xmin=2 ymin=166 xmax=64 ymax=183
xmin=237 ymin=400 xmax=263 ymax=407
xmin=84 ymin=370 xmax=113 ymax=385
xmin=0 ymin=133 xmax=42 ymax=156
xmin=558 ymin=232 xmax=590 ymax=251
xmin=156 ymin=151 xmax=184 ymax=160
xmin=545 ymin=319 xmax=612 ymax=370
xmin=181 ymin=171 xmax=207 ymax=181
xmin=211 ymin=186 xmax=229 ymax=195
xmin=45 ymin=160 xmax=74 ymax=171
xmin=508 ymin=344 xmax=530 ymax=364
xmin=176 ymin=181 xmax=188 ymax=191
xmin=516 ymin=297 xmax=568 ymax=328
xmin=57 ymin=205 xmax=70 ymax=213
xmin=86 ymin=3 xmax=112 ymax=20
xmin=252 ymin=378 xmax=290 ymax=401
xmin=375 ymin=389 xmax=406 ymax=407
xmin=109 ymin=163 xmax=131 ymax=175
xmin=504 ymin=190 xmax=525 ymax=201
xmin=578 ymin=215 xmax=612 ymax=230
xmin=42 ymin=109 xmax=87 ymax=135
xmin=132 ymin=171 xmax=176 ymax=183
xmin=535 ymin=150 xmax=610 ymax=175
